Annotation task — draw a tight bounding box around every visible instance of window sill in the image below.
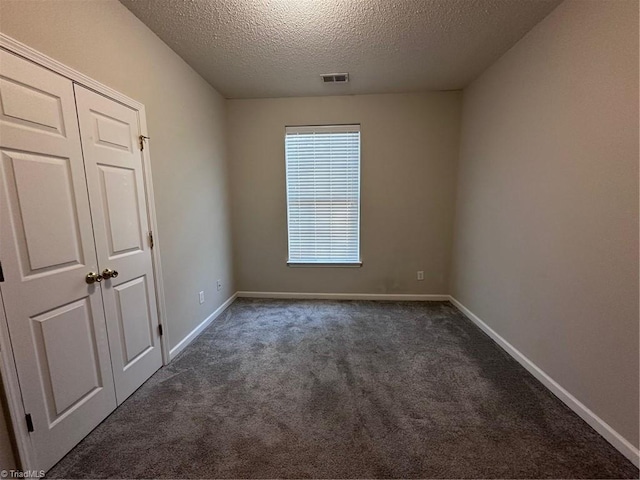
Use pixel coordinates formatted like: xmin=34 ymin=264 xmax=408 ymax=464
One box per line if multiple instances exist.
xmin=287 ymin=262 xmax=362 ymax=268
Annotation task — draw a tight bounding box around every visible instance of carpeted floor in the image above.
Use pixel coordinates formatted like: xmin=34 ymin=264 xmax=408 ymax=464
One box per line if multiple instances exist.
xmin=48 ymin=299 xmax=638 ymax=478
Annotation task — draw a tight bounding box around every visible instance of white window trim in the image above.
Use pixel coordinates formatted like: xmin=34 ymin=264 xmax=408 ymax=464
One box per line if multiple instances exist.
xmin=285 ymin=124 xmax=362 ymax=267
xmin=286 ymin=261 xmax=363 ymax=267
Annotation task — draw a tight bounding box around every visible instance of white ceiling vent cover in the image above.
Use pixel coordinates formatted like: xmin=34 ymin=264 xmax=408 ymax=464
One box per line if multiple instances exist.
xmin=321 ymin=73 xmax=349 ymax=83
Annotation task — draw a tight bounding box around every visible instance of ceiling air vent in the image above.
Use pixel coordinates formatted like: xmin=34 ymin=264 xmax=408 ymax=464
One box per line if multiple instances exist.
xmin=321 ymin=73 xmax=349 ymax=84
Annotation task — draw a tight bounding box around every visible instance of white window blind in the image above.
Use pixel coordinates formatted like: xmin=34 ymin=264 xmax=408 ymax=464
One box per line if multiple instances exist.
xmin=285 ymin=125 xmax=361 ymax=264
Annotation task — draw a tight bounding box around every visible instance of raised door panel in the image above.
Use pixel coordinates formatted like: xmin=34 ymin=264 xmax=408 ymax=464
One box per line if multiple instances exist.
xmin=0 ymin=50 xmax=116 ymax=472
xmin=98 ymin=164 xmax=143 ymax=257
xmin=114 ymin=276 xmax=154 ymax=368
xmin=2 ymin=151 xmax=83 ymax=275
xmin=75 ymin=84 xmax=162 ymax=405
xmin=93 ymin=111 xmax=133 ymax=152
xmin=0 ymin=76 xmax=65 ymax=136
xmin=32 ymin=299 xmax=103 ymax=420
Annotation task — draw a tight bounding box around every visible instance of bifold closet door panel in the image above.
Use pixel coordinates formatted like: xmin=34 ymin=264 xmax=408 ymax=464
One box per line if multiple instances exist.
xmin=74 ymin=85 xmax=163 ymax=405
xmin=0 ymin=50 xmax=117 ymax=471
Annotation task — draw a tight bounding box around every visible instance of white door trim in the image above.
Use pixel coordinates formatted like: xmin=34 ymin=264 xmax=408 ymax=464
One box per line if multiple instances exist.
xmin=0 ymin=32 xmax=170 ymax=470
xmin=0 ymin=34 xmax=144 ymax=112
xmin=137 ymin=100 xmax=171 ymax=367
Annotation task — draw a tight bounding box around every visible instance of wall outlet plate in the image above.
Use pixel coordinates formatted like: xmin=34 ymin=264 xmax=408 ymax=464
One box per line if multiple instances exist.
xmin=199 ymin=291 xmax=205 ymax=304
xmin=417 ymin=271 xmax=424 ymax=281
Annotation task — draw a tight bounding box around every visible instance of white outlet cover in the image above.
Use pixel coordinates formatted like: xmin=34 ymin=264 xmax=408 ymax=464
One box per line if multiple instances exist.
xmin=199 ymin=291 xmax=205 ymax=304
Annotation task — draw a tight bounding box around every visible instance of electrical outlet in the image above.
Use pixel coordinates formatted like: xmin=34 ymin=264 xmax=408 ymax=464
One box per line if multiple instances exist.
xmin=417 ymin=271 xmax=424 ymax=281
xmin=217 ymin=279 xmax=222 ymax=291
xmin=199 ymin=291 xmax=205 ymax=304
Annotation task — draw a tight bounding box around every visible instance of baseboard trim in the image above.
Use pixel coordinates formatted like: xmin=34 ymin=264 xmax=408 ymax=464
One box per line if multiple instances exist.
xmin=169 ymin=293 xmax=237 ymax=360
xmin=236 ymin=291 xmax=450 ymax=301
xmin=449 ymin=296 xmax=640 ymax=468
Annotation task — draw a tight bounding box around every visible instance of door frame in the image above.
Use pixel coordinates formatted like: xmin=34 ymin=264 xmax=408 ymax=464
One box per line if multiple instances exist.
xmin=0 ymin=33 xmax=171 ymax=470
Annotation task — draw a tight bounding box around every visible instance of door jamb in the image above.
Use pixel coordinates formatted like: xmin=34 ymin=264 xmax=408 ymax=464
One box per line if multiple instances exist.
xmin=0 ymin=33 xmax=172 ymax=470
xmin=136 ymin=109 xmax=171 ymax=367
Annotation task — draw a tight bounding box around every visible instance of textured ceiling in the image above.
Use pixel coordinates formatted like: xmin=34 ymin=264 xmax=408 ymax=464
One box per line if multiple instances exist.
xmin=120 ymin=0 xmax=561 ymax=99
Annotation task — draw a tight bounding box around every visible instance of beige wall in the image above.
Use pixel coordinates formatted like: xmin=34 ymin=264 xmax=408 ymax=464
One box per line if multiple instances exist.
xmin=0 ymin=0 xmax=235 ymax=352
xmin=451 ymin=0 xmax=639 ymax=449
xmin=228 ymin=93 xmax=461 ymax=294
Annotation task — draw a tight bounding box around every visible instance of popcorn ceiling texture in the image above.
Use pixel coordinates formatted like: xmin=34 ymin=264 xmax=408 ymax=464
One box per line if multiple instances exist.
xmin=119 ymin=0 xmax=561 ymax=99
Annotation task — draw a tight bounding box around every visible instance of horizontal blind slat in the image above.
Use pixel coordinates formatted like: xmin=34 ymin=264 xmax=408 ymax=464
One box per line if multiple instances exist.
xmin=285 ymin=126 xmax=360 ymax=263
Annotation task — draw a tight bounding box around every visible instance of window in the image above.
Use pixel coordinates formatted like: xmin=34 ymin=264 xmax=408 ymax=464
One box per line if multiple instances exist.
xmin=285 ymin=125 xmax=361 ymax=265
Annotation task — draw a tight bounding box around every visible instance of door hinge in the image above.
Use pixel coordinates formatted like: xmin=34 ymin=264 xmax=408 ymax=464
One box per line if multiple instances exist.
xmin=158 ymin=324 xmax=163 ymax=337
xmin=0 ymin=261 xmax=4 ymax=282
xmin=25 ymin=413 xmax=34 ymax=433
xmin=139 ymin=135 xmax=150 ymax=151
xmin=148 ymin=231 xmax=154 ymax=249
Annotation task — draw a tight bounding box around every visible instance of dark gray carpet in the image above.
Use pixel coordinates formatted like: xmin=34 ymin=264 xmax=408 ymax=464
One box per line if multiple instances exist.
xmin=48 ymin=299 xmax=638 ymax=478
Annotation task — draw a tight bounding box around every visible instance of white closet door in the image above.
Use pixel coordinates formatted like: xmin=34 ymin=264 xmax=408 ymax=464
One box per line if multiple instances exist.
xmin=74 ymin=85 xmax=162 ymax=405
xmin=0 ymin=50 xmax=117 ymax=471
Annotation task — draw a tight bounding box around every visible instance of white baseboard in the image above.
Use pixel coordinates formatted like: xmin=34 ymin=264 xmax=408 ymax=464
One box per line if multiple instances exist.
xmin=449 ymin=296 xmax=640 ymax=468
xmin=169 ymin=293 xmax=237 ymax=360
xmin=236 ymin=291 xmax=450 ymax=301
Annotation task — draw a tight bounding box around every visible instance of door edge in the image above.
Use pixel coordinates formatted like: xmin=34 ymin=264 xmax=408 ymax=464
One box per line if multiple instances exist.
xmin=0 ymin=286 xmax=37 ymax=469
